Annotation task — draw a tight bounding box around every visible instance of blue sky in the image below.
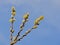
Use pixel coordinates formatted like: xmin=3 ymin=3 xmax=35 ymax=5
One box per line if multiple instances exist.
xmin=0 ymin=0 xmax=60 ymax=45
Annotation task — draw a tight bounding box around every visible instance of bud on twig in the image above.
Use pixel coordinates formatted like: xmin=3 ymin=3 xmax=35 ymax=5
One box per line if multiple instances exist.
xmin=23 ymin=12 xmax=29 ymax=20
xmin=10 ymin=30 xmax=14 ymax=33
xmin=11 ymin=6 xmax=16 ymax=16
xmin=32 ymin=25 xmax=37 ymax=29
xmin=34 ymin=16 xmax=44 ymax=25
xmin=9 ymin=18 xmax=16 ymax=23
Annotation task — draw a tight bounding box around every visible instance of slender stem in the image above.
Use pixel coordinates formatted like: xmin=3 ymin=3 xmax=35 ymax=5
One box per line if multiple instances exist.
xmin=14 ymin=22 xmax=25 ymax=41
xmin=17 ymin=28 xmax=33 ymax=41
xmin=10 ymin=22 xmax=13 ymax=42
xmin=14 ymin=19 xmax=28 ymax=40
xmin=10 ymin=17 xmax=14 ymax=45
xmin=14 ymin=28 xmax=23 ymax=41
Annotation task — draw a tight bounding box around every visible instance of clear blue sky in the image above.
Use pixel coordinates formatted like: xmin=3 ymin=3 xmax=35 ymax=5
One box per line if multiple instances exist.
xmin=0 ymin=0 xmax=60 ymax=45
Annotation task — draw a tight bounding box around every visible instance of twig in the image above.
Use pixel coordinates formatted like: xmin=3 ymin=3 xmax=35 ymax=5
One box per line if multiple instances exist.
xmin=17 ymin=28 xmax=33 ymax=41
xmin=14 ymin=21 xmax=26 ymax=41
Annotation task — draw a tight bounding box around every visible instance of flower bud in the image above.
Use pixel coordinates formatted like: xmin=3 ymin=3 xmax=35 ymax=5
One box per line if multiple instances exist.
xmin=34 ymin=16 xmax=44 ymax=25
xmin=32 ymin=25 xmax=37 ymax=29
xmin=10 ymin=30 xmax=14 ymax=33
xmin=11 ymin=6 xmax=16 ymax=16
xmin=34 ymin=19 xmax=39 ymax=25
xmin=25 ymin=30 xmax=31 ymax=35
xmin=22 ymin=19 xmax=26 ymax=23
xmin=23 ymin=12 xmax=29 ymax=20
xmin=20 ymin=24 xmax=24 ymax=28
xmin=39 ymin=16 xmax=44 ymax=20
xmin=9 ymin=18 xmax=16 ymax=23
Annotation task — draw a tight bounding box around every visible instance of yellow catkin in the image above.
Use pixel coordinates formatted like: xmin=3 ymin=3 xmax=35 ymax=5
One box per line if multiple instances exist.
xmin=32 ymin=25 xmax=37 ymax=29
xmin=34 ymin=19 xmax=39 ymax=25
xmin=22 ymin=19 xmax=26 ymax=23
xmin=39 ymin=16 xmax=44 ymax=20
xmin=11 ymin=6 xmax=16 ymax=16
xmin=9 ymin=18 xmax=16 ymax=23
xmin=34 ymin=16 xmax=44 ymax=25
xmin=11 ymin=30 xmax=14 ymax=33
xmin=23 ymin=12 xmax=29 ymax=19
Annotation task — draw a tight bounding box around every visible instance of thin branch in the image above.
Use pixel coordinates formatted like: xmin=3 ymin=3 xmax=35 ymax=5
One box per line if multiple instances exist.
xmin=17 ymin=28 xmax=33 ymax=41
xmin=10 ymin=22 xmax=13 ymax=41
xmin=14 ymin=22 xmax=25 ymax=41
xmin=10 ymin=17 xmax=14 ymax=45
xmin=14 ymin=13 xmax=29 ymax=41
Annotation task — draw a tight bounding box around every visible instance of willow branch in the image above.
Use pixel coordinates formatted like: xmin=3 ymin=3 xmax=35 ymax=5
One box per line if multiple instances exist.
xmin=10 ymin=16 xmax=15 ymax=45
xmin=10 ymin=21 xmax=14 ymax=41
xmin=17 ymin=28 xmax=33 ymax=41
xmin=14 ymin=21 xmax=26 ymax=41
